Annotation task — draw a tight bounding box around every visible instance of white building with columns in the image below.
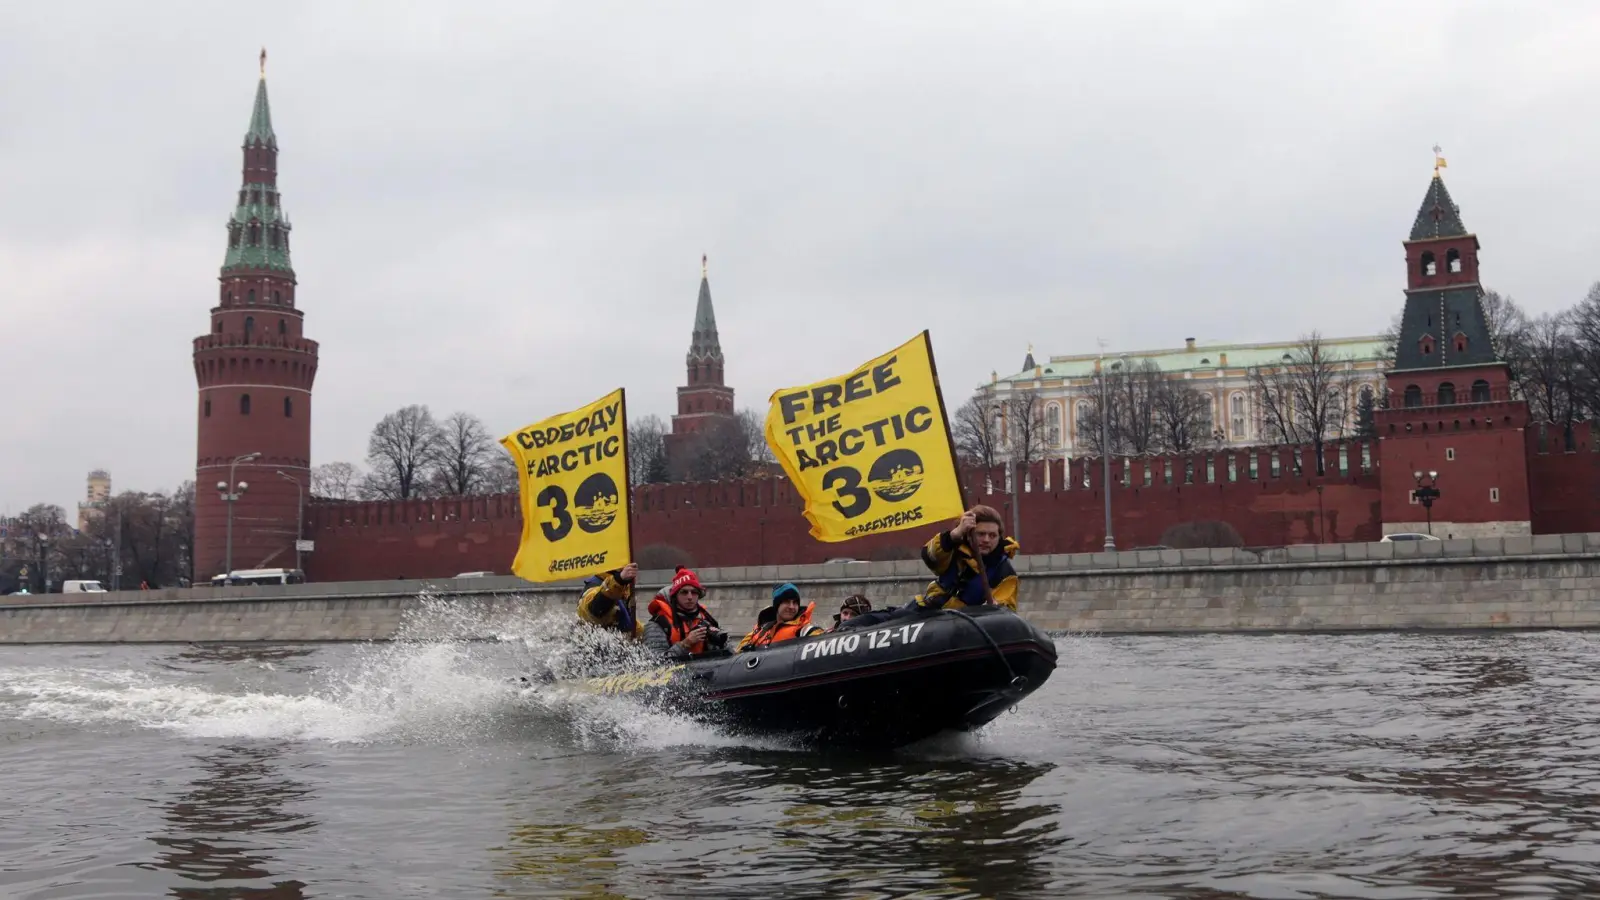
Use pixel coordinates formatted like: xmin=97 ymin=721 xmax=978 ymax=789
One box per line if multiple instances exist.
xmin=980 ymin=335 xmax=1390 ymax=458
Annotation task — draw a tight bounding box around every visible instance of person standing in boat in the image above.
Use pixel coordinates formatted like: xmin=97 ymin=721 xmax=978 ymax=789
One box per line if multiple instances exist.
xmin=738 ymin=583 xmax=826 ymax=651
xmin=915 ymin=505 xmax=1019 ymax=610
xmin=644 ymin=566 xmax=729 ymax=659
xmin=575 ymin=563 xmax=644 ymax=639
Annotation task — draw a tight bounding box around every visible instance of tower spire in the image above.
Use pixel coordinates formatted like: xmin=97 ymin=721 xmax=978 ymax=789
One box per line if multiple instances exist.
xmin=688 ymin=255 xmax=722 ymax=364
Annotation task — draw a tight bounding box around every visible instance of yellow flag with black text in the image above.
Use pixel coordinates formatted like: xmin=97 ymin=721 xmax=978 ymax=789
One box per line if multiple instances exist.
xmin=764 ymin=331 xmax=965 ymax=542
xmin=500 ymin=388 xmax=631 ymax=582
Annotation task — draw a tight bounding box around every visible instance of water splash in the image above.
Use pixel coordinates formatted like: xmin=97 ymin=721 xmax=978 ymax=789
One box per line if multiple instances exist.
xmin=0 ymin=588 xmax=755 ymax=752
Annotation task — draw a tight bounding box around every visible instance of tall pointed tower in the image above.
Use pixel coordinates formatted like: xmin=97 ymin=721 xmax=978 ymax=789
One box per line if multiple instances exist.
xmin=191 ymin=56 xmax=319 ymax=579
xmin=1375 ymin=155 xmax=1530 ymax=537
xmin=664 ymin=255 xmax=737 ymax=479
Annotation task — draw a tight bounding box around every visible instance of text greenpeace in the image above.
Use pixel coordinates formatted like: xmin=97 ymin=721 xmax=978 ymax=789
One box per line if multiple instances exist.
xmin=499 ymin=388 xmax=632 ymax=584
xmin=763 ymin=331 xmax=965 ymax=543
xmin=799 ymin=622 xmax=926 ymax=661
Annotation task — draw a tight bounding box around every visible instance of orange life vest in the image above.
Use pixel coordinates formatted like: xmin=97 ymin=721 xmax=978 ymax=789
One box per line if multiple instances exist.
xmin=647 ymin=596 xmax=719 ymax=655
xmin=742 ymin=602 xmax=822 ymax=650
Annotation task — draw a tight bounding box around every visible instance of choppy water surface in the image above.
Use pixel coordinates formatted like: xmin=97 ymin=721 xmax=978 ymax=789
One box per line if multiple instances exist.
xmin=4 ymin=606 xmax=1600 ymax=900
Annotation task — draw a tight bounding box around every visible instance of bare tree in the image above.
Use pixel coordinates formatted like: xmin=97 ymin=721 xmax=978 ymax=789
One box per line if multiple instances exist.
xmin=311 ymin=462 xmax=363 ymax=501
xmin=429 ymin=411 xmax=495 ymax=496
xmin=1249 ymin=332 xmax=1353 ymax=475
xmin=628 ymin=414 xmax=671 ymax=485
xmin=739 ymin=408 xmax=776 ymax=467
xmin=1515 ymin=311 xmax=1583 ymax=446
xmin=1001 ymin=387 xmax=1049 ymax=465
xmin=1379 ymin=311 xmax=1403 ymax=369
xmin=1151 ymin=379 xmax=1215 ymax=452
xmin=1481 ymin=290 xmax=1530 ymax=362
xmin=1571 ymin=280 xmax=1600 ymax=418
xmin=953 ymin=393 xmax=1001 ymax=469
xmin=483 ymin=447 xmax=520 ymax=495
xmin=363 ymin=404 xmax=442 ymax=500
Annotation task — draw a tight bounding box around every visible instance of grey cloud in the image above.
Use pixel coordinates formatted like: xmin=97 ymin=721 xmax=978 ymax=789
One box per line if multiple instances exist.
xmin=2 ymin=1 xmax=1598 ymax=514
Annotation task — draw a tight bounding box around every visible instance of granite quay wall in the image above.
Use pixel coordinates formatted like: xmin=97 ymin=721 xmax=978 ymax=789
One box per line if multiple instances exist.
xmin=4 ymin=533 xmax=1600 ymax=643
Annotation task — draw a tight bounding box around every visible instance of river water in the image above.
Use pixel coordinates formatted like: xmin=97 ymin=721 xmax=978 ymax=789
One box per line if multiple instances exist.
xmin=4 ymin=604 xmax=1600 ymax=899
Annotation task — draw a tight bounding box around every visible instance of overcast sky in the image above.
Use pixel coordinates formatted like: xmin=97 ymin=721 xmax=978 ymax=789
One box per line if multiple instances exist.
xmin=3 ymin=1 xmax=1598 ymax=517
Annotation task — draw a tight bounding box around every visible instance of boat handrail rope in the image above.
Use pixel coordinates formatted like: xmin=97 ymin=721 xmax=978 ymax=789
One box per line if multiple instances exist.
xmin=942 ymin=608 xmax=1027 ymax=689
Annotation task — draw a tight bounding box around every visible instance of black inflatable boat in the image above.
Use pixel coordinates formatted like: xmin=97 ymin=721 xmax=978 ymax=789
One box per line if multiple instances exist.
xmin=549 ymin=605 xmax=1057 ymax=749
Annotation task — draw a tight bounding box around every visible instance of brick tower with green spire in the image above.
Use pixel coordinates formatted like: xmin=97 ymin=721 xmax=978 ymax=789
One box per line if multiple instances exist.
xmin=191 ymin=56 xmax=319 ymax=580
xmin=1375 ymin=156 xmax=1531 ymax=538
xmin=664 ymin=255 xmax=737 ymax=479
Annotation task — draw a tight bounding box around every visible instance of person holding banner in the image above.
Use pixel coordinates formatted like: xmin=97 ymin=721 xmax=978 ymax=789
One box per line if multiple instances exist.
xmin=643 ymin=566 xmax=730 ymax=660
xmin=913 ymin=505 xmax=1020 ymax=611
xmin=576 ymin=562 xmax=644 ymax=638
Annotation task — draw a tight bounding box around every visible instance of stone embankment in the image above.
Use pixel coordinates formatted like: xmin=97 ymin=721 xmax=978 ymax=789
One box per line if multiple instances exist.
xmin=3 ymin=534 xmax=1599 ymax=643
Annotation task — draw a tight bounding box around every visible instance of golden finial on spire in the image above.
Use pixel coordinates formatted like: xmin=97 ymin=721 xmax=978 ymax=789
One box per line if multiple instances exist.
xmin=701 ymin=253 xmax=708 ymax=278
xmin=1027 ymin=342 xmax=1034 ymax=355
xmin=1432 ymin=144 xmax=1447 ymax=176
xmin=259 ymin=47 xmax=267 ymax=78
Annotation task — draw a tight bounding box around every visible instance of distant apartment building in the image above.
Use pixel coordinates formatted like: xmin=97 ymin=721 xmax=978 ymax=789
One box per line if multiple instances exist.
xmin=981 ymin=335 xmax=1390 ymax=457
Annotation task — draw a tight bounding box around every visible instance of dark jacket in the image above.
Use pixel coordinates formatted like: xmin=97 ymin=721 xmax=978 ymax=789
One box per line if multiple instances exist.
xmin=914 ymin=530 xmax=1020 ymax=610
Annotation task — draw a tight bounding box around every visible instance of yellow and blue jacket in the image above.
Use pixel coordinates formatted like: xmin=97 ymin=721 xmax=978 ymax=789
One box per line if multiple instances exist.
xmin=576 ymin=572 xmax=645 ymax=639
xmin=914 ymin=530 xmax=1020 ymax=611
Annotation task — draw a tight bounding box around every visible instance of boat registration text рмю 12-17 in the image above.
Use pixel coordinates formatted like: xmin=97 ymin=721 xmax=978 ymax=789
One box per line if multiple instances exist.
xmin=799 ymin=622 xmax=925 ymax=662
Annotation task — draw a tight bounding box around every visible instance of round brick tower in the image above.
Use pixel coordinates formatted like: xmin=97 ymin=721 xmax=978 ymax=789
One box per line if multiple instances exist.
xmin=191 ymin=59 xmax=319 ymax=581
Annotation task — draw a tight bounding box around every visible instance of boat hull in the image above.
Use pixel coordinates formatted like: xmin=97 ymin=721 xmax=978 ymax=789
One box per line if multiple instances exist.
xmin=559 ymin=606 xmax=1058 ymax=749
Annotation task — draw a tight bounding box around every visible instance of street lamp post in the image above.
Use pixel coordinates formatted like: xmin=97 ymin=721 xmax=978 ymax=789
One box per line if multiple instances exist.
xmin=37 ymin=533 xmax=50 ymax=594
xmin=277 ymin=470 xmax=303 ymax=574
xmin=217 ymin=451 xmax=261 ymax=581
xmin=1413 ymin=470 xmax=1441 ymax=536
xmin=1098 ymin=344 xmax=1115 ymax=552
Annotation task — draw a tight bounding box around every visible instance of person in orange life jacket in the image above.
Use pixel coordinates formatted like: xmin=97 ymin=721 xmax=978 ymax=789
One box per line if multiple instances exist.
xmin=915 ymin=505 xmax=1020 ymax=610
xmin=575 ymin=562 xmax=644 ymax=638
xmin=826 ymin=594 xmax=873 ymax=632
xmin=644 ymin=566 xmax=728 ymax=659
xmin=738 ymin=583 xmax=825 ymax=651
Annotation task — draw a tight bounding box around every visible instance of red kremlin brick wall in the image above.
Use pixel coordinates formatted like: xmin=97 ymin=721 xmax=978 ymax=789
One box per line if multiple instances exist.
xmin=303 ymin=442 xmax=1396 ymax=582
xmin=300 ymin=434 xmax=1600 ymax=583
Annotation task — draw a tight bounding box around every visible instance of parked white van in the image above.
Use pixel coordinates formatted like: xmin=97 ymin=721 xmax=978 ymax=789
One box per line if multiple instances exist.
xmin=62 ymin=580 xmax=108 ymax=593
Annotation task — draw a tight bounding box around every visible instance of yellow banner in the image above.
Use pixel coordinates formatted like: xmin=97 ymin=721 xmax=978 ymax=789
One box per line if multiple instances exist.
xmin=500 ymin=388 xmax=631 ymax=582
xmin=764 ymin=331 xmax=966 ymax=542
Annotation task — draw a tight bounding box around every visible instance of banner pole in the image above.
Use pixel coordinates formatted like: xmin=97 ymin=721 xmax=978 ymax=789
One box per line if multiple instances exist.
xmin=920 ymin=330 xmax=993 ymax=605
xmin=921 ymin=329 xmax=971 ymax=512
xmin=619 ymin=387 xmax=635 ymax=566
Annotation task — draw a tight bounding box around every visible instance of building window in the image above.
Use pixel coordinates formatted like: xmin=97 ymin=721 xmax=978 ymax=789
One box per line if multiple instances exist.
xmin=214 ymin=321 xmax=222 ymax=334
xmin=240 ymin=393 xmax=251 ymax=415
xmin=1419 ymin=335 xmax=1434 ymax=356
xmin=244 ymin=316 xmax=254 ymax=341
xmin=1454 ymin=333 xmax=1468 ymax=354
xmin=1490 ymin=487 xmax=1500 ymax=503
xmin=1421 ymin=251 xmax=1437 ymax=277
xmin=284 ymin=396 xmax=293 ymax=418
xmin=273 ymin=290 xmax=282 ymax=305
xmin=278 ymin=319 xmax=286 ymax=336
xmin=1447 ymin=248 xmax=1462 ymax=273
xmin=204 ymin=398 xmax=211 ymax=417
xmin=1044 ymin=403 xmax=1061 ymax=448
xmin=1438 ymin=382 xmax=1456 ymax=405
xmin=1445 ymin=447 xmax=1455 ymax=461
xmin=1404 ymin=385 xmax=1422 ymax=407
xmin=247 ymin=289 xmax=256 ymax=305
xmin=1230 ymin=393 xmax=1246 ymax=440
xmin=1471 ymin=379 xmax=1491 ymax=402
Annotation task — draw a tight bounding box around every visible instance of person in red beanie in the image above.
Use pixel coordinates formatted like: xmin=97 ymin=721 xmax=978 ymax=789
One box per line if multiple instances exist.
xmin=644 ymin=566 xmax=727 ymax=659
